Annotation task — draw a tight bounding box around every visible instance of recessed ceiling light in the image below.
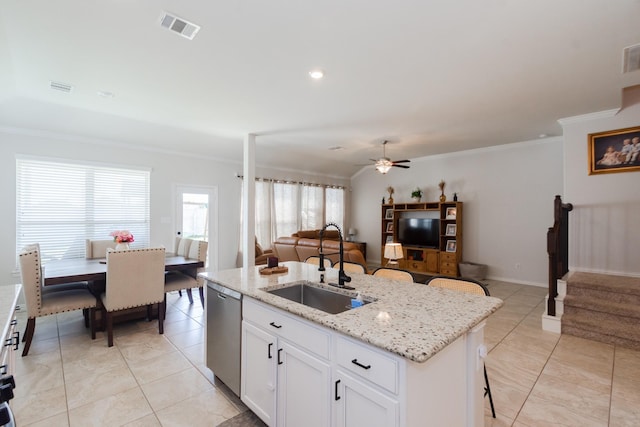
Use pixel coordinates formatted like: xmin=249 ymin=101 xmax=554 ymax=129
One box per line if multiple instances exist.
xmin=97 ymin=91 xmax=114 ymax=98
xmin=328 ymin=146 xmax=344 ymax=151
xmin=309 ymin=70 xmax=324 ymax=79
xmin=539 ymin=133 xmax=548 ymax=138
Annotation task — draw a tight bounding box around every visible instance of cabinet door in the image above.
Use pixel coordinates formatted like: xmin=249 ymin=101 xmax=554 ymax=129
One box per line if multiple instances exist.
xmin=334 ymin=371 xmax=399 ymax=427
xmin=425 ymin=250 xmax=439 ymax=273
xmin=277 ymin=340 xmax=331 ymax=427
xmin=241 ymin=321 xmax=276 ymax=426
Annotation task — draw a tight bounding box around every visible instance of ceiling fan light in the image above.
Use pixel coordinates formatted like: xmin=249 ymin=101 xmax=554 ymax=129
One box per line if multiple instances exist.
xmin=376 ymin=159 xmax=392 ymax=174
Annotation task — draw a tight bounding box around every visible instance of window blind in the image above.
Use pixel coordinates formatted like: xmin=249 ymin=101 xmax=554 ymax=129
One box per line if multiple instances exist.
xmin=16 ymin=158 xmax=150 ymax=263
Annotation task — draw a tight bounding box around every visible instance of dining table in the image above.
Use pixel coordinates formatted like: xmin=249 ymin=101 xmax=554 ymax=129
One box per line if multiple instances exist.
xmin=43 ymin=254 xmax=205 ymax=327
xmin=43 ymin=254 xmax=204 ymax=286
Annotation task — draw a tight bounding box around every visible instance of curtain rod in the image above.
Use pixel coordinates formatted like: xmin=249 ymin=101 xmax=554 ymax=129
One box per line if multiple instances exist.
xmin=235 ymin=174 xmax=344 ymax=190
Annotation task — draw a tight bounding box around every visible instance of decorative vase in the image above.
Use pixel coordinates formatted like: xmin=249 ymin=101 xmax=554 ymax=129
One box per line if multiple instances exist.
xmin=439 ymin=194 xmax=446 ymax=202
xmin=412 ymin=197 xmax=421 ymax=203
xmin=115 ymin=242 xmax=130 ymax=251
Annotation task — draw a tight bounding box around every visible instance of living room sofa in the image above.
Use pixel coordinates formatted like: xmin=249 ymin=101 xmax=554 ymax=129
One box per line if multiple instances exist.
xmin=271 ymin=234 xmax=366 ymax=267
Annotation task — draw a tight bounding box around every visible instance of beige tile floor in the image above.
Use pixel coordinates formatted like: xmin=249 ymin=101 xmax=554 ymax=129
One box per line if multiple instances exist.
xmin=9 ymin=281 xmax=640 ymax=426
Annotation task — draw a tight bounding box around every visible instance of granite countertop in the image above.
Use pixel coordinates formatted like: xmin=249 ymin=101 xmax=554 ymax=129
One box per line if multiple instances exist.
xmin=0 ymin=284 xmax=22 ymax=344
xmin=199 ymin=262 xmax=503 ymax=363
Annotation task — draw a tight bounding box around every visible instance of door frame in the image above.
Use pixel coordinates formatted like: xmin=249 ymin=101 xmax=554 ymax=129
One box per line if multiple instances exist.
xmin=174 ymin=184 xmax=218 ymax=272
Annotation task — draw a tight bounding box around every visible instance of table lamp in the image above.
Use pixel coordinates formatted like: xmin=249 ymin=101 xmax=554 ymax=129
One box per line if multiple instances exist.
xmin=384 ymin=242 xmax=404 ymax=268
xmin=348 ymin=228 xmax=357 ymax=241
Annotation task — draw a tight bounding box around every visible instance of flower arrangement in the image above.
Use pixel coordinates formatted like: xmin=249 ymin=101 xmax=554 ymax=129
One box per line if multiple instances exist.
xmin=110 ymin=230 xmax=135 ymax=243
xmin=411 ymin=187 xmax=423 ymax=199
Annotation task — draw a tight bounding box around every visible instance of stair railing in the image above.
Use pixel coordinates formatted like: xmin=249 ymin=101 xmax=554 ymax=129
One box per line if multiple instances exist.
xmin=547 ymin=195 xmax=573 ymax=316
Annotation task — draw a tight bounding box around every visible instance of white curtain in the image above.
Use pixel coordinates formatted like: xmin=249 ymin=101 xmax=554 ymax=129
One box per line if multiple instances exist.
xmin=300 ymin=185 xmax=323 ymax=231
xmin=249 ymin=180 xmax=345 ymax=249
xmin=255 ymin=180 xmax=276 ymax=250
xmin=325 ymin=187 xmax=345 ymax=229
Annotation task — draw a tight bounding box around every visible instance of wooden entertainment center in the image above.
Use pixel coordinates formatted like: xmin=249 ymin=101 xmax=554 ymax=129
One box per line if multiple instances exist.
xmin=381 ymin=201 xmax=463 ymax=276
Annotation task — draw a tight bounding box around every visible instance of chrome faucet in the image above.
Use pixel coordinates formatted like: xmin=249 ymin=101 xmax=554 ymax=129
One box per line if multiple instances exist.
xmin=318 ymin=223 xmax=352 ymax=289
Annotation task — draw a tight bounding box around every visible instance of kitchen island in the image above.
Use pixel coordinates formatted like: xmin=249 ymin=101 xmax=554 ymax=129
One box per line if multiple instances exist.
xmin=200 ymin=262 xmax=502 ymax=427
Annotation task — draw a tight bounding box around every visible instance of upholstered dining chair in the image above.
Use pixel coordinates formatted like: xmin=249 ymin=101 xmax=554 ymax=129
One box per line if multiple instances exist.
xmin=372 ymin=267 xmax=413 ymax=282
xmin=174 ymin=236 xmax=193 ymax=257
xmin=85 ymin=239 xmax=116 ymax=259
xmin=101 ymin=247 xmax=166 ymax=347
xmin=304 ymin=255 xmax=332 ymax=269
xmin=19 ymin=246 xmax=98 ymax=356
xmin=172 ymin=236 xmax=194 ymax=298
xmin=338 ymin=261 xmax=367 ymax=274
xmin=425 ymin=275 xmax=496 ymax=418
xmin=165 ymin=239 xmax=208 ymax=308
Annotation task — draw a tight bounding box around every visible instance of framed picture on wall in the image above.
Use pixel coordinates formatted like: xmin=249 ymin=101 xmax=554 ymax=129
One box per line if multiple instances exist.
xmin=385 ymin=208 xmax=394 ymax=219
xmin=446 ymin=240 xmax=457 ymax=252
xmin=386 ymin=222 xmax=394 ymax=232
xmin=588 ymin=125 xmax=640 ymax=175
xmin=445 ymin=224 xmax=457 ymax=236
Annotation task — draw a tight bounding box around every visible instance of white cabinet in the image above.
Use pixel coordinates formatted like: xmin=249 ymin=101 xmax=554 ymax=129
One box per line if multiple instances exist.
xmin=277 ymin=340 xmax=331 ymax=427
xmin=334 ymin=370 xmax=399 ymax=427
xmin=242 ymin=297 xmax=485 ymax=427
xmin=242 ymin=298 xmax=332 ymax=427
xmin=333 ymin=336 xmax=400 ymax=427
xmin=241 ymin=321 xmax=276 ymax=425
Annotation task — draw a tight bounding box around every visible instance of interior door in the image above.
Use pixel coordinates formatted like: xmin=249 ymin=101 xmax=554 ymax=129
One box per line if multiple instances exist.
xmin=175 ymin=185 xmax=217 ymax=270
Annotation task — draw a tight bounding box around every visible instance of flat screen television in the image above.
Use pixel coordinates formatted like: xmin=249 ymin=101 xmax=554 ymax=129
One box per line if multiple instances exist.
xmin=397 ymin=218 xmax=439 ymax=248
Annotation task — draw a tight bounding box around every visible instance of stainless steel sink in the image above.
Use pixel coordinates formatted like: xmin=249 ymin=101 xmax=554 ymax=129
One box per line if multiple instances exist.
xmin=265 ymin=282 xmax=373 ymax=314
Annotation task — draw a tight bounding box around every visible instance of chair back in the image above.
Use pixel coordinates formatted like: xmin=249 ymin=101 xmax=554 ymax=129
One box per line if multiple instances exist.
xmin=339 ymin=261 xmax=367 ymax=274
xmin=187 ymin=240 xmax=208 ymax=287
xmin=426 ymin=276 xmax=490 ymax=296
xmin=175 ymin=236 xmax=193 ymax=257
xmin=186 ymin=239 xmax=208 ymax=262
xmin=104 ymin=247 xmax=166 ymax=311
xmin=305 ymin=256 xmax=332 ymax=269
xmin=18 ymin=247 xmax=44 ymax=317
xmin=372 ymin=268 xmax=413 ymax=282
xmin=86 ymin=239 xmax=116 ymax=259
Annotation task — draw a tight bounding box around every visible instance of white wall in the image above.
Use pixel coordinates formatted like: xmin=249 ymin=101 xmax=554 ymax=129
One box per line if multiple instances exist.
xmin=0 ymin=129 xmax=245 ymax=285
xmin=351 ymin=139 xmax=564 ymax=286
xmin=561 ymin=87 xmax=640 ymax=277
xmin=0 ymin=128 xmax=352 ymax=285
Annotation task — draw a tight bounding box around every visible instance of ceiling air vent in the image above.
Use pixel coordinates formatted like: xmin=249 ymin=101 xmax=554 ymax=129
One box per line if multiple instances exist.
xmin=160 ymin=12 xmax=200 ymax=40
xmin=49 ymin=81 xmax=73 ymax=93
xmin=623 ymin=43 xmax=640 ymax=73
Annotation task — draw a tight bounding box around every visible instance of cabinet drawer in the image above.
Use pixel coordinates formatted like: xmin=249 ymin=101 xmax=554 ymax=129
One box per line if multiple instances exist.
xmin=440 ymin=261 xmax=457 ymax=269
xmin=404 ymin=261 xmax=426 ymax=272
xmin=440 ymin=267 xmax=458 ymax=276
xmin=440 ymin=252 xmax=456 ymax=262
xmin=335 ymin=336 xmax=399 ymax=394
xmin=244 ymin=298 xmax=331 ymax=359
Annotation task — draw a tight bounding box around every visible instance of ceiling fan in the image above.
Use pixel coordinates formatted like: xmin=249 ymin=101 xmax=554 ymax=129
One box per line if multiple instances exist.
xmin=370 ymin=140 xmax=410 ymax=174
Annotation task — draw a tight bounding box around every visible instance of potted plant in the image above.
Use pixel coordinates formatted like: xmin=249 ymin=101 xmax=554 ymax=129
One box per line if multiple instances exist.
xmin=411 ymin=187 xmax=422 ymax=202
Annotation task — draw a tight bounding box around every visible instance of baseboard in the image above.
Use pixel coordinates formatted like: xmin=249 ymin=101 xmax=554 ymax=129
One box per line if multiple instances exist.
xmin=542 ymin=313 xmax=561 ymax=333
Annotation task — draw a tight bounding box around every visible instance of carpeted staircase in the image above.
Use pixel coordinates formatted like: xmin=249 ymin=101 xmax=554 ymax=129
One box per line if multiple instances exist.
xmin=562 ymin=272 xmax=640 ymax=350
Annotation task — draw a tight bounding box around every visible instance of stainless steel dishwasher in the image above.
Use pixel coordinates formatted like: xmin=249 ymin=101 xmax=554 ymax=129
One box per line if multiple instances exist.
xmin=206 ymin=281 xmax=242 ymax=396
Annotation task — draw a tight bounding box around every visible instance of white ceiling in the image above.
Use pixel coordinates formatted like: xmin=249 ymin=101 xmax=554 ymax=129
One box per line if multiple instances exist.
xmin=1 ymin=1 xmax=639 ymax=177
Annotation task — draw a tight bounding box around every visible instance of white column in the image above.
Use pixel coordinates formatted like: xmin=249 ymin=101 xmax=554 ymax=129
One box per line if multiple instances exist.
xmin=242 ymin=134 xmax=256 ymax=268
